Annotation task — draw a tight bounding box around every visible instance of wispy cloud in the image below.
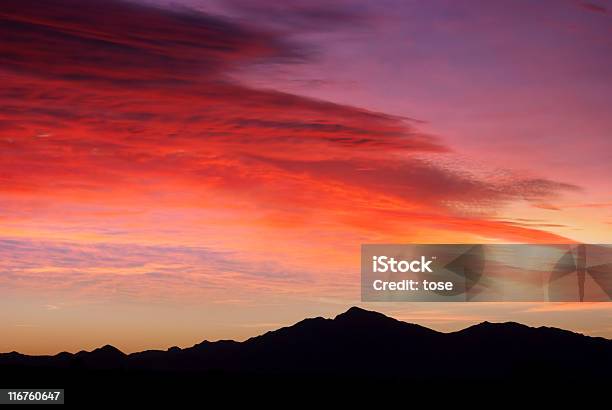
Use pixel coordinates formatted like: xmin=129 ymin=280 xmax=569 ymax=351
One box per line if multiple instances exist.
xmin=0 ymin=238 xmax=319 ymax=301
xmin=579 ymin=2 xmax=608 ymax=14
xmin=524 ymin=302 xmax=612 ymax=313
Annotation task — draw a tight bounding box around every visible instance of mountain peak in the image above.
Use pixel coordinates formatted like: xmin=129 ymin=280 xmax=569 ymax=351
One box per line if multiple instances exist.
xmin=455 ymin=320 xmax=534 ymax=336
xmin=90 ymin=344 xmax=125 ymax=357
xmin=334 ymin=306 xmax=390 ymax=322
xmin=475 ymin=321 xmax=528 ymax=329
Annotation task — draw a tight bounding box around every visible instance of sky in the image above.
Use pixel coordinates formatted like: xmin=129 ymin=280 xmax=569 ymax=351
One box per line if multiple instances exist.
xmin=1 ymin=0 xmax=612 ymax=354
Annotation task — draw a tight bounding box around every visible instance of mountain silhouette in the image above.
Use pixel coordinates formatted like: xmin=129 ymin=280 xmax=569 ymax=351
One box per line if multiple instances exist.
xmin=1 ymin=306 xmax=611 ymax=402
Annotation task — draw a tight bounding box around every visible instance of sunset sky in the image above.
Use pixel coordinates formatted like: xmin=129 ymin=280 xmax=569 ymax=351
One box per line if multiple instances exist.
xmin=1 ymin=0 xmax=612 ymax=354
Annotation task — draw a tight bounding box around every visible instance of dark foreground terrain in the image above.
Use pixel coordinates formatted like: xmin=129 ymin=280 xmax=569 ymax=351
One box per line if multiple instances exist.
xmin=1 ymin=307 xmax=611 ymax=404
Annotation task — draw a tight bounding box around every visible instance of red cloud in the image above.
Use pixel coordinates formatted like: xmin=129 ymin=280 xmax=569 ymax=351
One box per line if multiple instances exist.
xmin=0 ymin=0 xmax=578 ymax=257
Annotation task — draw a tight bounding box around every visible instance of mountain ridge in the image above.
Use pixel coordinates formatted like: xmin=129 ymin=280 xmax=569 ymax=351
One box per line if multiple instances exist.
xmin=2 ymin=306 xmax=611 ymax=381
xmin=2 ymin=306 xmax=610 ymax=358
xmin=1 ymin=306 xmax=611 ymax=408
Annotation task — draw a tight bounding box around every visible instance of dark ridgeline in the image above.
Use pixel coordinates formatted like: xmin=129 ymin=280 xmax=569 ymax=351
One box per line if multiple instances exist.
xmin=1 ymin=307 xmax=611 ymax=402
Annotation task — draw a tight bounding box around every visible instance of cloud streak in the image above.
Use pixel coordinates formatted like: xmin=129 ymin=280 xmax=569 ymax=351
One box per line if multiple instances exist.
xmin=0 ymin=238 xmax=316 ymax=301
xmin=0 ymin=0 xmax=583 ymax=311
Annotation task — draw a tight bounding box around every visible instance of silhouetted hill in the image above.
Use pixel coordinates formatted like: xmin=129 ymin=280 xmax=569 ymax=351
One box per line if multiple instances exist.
xmin=1 ymin=306 xmax=611 ymax=403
